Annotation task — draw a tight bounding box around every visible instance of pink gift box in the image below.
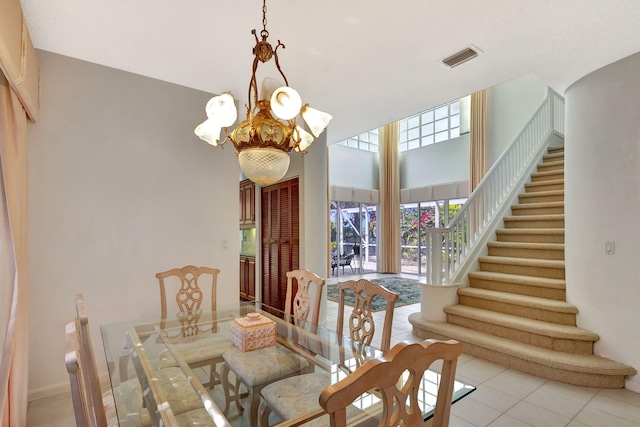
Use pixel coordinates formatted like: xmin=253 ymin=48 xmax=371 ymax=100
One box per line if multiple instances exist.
xmin=230 ymin=313 xmax=277 ymax=352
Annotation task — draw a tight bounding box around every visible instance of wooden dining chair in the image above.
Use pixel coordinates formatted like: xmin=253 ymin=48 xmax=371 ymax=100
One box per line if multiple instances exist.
xmin=221 ymin=269 xmax=326 ymax=427
xmin=154 ymin=265 xmax=232 ymax=388
xmin=66 ymin=294 xmax=205 ymax=427
xmin=320 ymin=339 xmax=464 ymax=427
xmin=258 ymin=278 xmax=399 ymax=427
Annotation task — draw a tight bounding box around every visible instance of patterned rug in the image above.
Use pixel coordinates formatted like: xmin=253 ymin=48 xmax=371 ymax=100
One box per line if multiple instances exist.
xmin=326 ymin=277 xmax=422 ymax=312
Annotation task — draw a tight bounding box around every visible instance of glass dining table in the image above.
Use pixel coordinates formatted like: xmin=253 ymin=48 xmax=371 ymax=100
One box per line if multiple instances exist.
xmin=101 ymin=301 xmax=475 ymax=426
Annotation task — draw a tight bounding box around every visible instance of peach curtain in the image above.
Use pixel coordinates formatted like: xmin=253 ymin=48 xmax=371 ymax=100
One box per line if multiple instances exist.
xmin=0 ymin=2 xmax=38 ymax=423
xmin=470 ymin=90 xmax=488 ymax=191
xmin=378 ymin=122 xmax=400 ymax=273
xmin=0 ymin=72 xmax=29 ymax=427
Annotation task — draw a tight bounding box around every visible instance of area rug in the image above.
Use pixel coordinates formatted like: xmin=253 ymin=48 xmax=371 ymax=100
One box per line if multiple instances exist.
xmin=326 ymin=277 xmax=422 ymax=312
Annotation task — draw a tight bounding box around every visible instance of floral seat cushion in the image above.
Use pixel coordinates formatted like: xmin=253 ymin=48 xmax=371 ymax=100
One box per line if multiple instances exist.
xmin=260 ymin=373 xmax=362 ymax=427
xmin=222 ymin=345 xmax=309 ymax=387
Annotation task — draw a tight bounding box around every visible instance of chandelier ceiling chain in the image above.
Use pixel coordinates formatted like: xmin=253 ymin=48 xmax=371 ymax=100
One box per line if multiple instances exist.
xmin=194 ymin=0 xmax=332 ymax=185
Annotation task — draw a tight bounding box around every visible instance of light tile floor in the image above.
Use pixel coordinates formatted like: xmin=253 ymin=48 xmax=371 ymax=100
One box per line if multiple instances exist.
xmin=28 ymin=274 xmax=640 ymax=426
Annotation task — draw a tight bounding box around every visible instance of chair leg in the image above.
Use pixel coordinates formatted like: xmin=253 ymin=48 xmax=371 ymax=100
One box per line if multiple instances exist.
xmin=259 ymin=400 xmax=273 ymax=427
xmin=248 ymin=388 xmax=261 ymax=427
xmin=221 ymin=363 xmax=244 ymax=415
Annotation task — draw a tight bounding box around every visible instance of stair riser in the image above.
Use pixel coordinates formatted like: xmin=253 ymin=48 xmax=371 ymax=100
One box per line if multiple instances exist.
xmin=469 ymin=277 xmax=566 ymax=301
xmin=525 ymin=182 xmax=564 ymax=192
xmin=411 ymin=328 xmax=626 ymax=389
xmin=512 ymin=206 xmax=564 ymax=215
xmin=518 ymin=194 xmax=564 ymax=204
xmin=537 ymin=164 xmax=564 ymax=174
xmin=479 ymin=260 xmax=565 ymax=279
xmin=488 ymin=246 xmax=565 ymax=261
xmin=504 ymin=219 xmax=564 ymax=229
xmin=542 ymin=155 xmax=564 ymax=163
xmin=457 ymin=295 xmax=576 ymax=325
xmin=547 ymin=146 xmax=564 ymax=154
xmin=531 ymin=172 xmax=564 ymax=182
xmin=447 ymin=314 xmax=591 ymax=354
xmin=496 ymin=232 xmax=564 ymax=244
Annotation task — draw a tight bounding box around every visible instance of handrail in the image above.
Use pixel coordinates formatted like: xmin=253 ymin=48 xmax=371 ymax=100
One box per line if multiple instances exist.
xmin=423 ymin=89 xmax=565 ymax=284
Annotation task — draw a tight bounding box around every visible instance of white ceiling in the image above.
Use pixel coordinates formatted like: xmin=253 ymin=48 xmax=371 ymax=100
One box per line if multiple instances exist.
xmin=19 ymin=0 xmax=640 ymax=144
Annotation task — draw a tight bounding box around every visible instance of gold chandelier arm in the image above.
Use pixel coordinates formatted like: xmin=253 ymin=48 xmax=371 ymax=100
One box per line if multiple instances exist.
xmin=248 ymin=54 xmax=261 ymax=115
xmin=272 ymin=41 xmax=290 ymax=87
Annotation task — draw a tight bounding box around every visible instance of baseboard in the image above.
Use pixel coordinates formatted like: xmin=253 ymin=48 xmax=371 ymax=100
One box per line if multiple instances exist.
xmin=28 ymin=372 xmax=111 ymax=402
xmin=28 ymin=382 xmax=69 ymax=402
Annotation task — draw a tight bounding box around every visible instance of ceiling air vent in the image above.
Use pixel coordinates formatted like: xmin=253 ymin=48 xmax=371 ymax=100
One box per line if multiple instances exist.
xmin=441 ymin=47 xmax=479 ymax=68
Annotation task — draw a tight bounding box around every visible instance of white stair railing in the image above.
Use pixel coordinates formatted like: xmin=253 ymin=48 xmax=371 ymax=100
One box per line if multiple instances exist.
xmin=424 ymin=90 xmax=565 ymax=284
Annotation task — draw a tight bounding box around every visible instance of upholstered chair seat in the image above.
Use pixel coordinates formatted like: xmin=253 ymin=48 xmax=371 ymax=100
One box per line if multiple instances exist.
xmin=158 ymin=332 xmax=235 ymax=369
xmin=223 ymin=345 xmax=309 ymax=388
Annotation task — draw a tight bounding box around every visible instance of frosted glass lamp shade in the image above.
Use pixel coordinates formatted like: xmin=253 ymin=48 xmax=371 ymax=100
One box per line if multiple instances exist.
xmin=238 ymin=147 xmax=290 ymax=185
xmin=271 ymin=87 xmax=302 ymax=120
xmin=194 ymin=119 xmax=223 ymax=146
xmin=260 ymin=77 xmax=284 ymax=100
xmin=205 ymin=93 xmax=237 ymax=127
xmin=301 ymin=104 xmax=332 ymax=137
xmin=293 ymin=126 xmax=314 ymax=152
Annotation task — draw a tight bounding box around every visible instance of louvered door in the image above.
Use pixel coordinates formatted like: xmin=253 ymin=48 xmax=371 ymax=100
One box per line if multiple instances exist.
xmin=261 ymin=178 xmax=299 ymax=311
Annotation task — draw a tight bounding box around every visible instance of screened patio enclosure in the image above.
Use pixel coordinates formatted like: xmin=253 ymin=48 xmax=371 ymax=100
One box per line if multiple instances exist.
xmin=329 ymin=201 xmax=377 ymax=277
xmin=399 ymin=198 xmax=467 ymax=275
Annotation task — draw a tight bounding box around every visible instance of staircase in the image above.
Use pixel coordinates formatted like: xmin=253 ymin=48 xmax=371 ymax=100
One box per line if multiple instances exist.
xmin=410 ymin=146 xmax=637 ymax=388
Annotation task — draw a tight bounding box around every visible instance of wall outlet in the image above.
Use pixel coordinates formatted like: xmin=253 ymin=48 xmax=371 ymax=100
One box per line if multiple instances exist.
xmin=605 ymin=241 xmax=615 ymax=255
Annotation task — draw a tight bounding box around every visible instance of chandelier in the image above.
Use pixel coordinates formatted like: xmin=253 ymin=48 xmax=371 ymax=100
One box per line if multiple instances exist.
xmin=194 ymin=0 xmax=332 ymax=185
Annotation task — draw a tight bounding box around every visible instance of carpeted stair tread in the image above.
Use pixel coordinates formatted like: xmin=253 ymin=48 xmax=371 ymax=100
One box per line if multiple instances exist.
xmin=525 ymin=179 xmax=564 ymax=189
xmin=531 ymin=170 xmax=564 ymax=180
xmin=444 ymin=304 xmax=596 ymax=340
xmin=468 ymin=271 xmax=566 ymax=290
xmin=538 ymin=159 xmax=564 ymax=168
xmin=496 ymin=228 xmax=564 ymax=236
xmin=547 ymin=146 xmax=564 ymax=153
xmin=408 ymin=315 xmax=636 ymax=376
xmin=542 ymin=152 xmax=565 ymax=161
xmin=487 ymin=241 xmax=565 ymax=251
xmin=457 ymin=287 xmax=576 ymax=313
xmin=504 ymin=214 xmax=564 ymax=222
xmin=479 ymin=255 xmax=565 ymax=269
xmin=511 ymin=201 xmax=564 ymax=211
xmin=518 ymin=189 xmax=564 ymax=201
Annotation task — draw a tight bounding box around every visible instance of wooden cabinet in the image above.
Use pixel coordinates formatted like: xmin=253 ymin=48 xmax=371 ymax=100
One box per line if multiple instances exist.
xmin=239 ymin=255 xmax=255 ymax=301
xmin=239 ymin=179 xmax=255 ymax=226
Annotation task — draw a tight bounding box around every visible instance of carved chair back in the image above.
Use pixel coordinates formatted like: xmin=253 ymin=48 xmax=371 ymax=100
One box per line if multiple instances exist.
xmin=336 ymin=279 xmax=399 ymax=353
xmin=155 ymin=265 xmax=220 ymax=335
xmin=319 ymin=339 xmax=463 ymax=427
xmin=285 ymin=269 xmax=326 ymax=327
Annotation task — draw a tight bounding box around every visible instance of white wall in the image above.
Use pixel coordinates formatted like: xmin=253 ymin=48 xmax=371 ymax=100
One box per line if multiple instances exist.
xmin=399 ymin=135 xmax=469 ymax=189
xmin=328 ymin=144 xmax=378 ymax=189
xmin=487 ymin=74 xmax=548 ymax=168
xmin=28 ymin=51 xmax=240 ymax=397
xmin=565 ymin=51 xmax=640 ymax=390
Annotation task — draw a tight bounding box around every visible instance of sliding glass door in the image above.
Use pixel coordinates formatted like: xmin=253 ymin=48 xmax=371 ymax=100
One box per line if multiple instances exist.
xmin=400 ymin=198 xmax=467 ymax=275
xmin=329 ymin=201 xmax=377 ymax=277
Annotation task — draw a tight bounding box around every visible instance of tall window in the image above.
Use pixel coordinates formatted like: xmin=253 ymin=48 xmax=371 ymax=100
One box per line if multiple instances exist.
xmin=330 ymin=202 xmax=377 ymax=277
xmin=399 ymin=100 xmax=463 ymax=152
xmin=335 ymin=96 xmax=469 ymax=153
xmin=399 ymin=198 xmax=467 ymax=275
xmin=336 ymin=129 xmax=379 ymax=153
